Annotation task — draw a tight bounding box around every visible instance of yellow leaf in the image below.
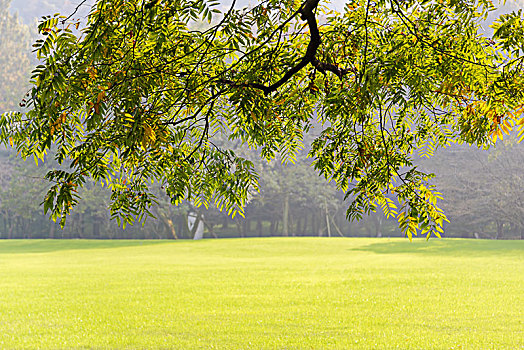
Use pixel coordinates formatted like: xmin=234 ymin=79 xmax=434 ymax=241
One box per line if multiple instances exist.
xmin=490 ymin=129 xmax=498 ymax=142
xmin=497 ymin=128 xmax=503 ymax=140
xmin=87 ymin=66 xmax=97 ymax=79
xmin=518 ymin=127 xmax=524 ymax=142
xmin=143 ymin=123 xmax=156 ymax=146
xmin=97 ymin=91 xmax=106 ymax=104
xmin=514 ymin=105 xmax=524 ymax=119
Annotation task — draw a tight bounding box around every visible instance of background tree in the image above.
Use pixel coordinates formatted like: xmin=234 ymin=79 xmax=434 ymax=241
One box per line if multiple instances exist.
xmin=422 ymin=138 xmax=524 ymax=239
xmin=9 ymin=0 xmax=77 ymax=24
xmin=0 ymin=0 xmax=33 ymax=112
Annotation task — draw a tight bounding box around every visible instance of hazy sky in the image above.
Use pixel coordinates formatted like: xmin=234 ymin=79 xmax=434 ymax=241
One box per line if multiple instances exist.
xmin=8 ymin=0 xmax=522 ymax=23
xmin=5 ymin=0 xmax=521 ymax=40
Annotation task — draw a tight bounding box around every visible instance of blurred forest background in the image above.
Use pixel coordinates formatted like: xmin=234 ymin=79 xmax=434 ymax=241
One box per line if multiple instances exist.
xmin=0 ymin=0 xmax=523 ymax=239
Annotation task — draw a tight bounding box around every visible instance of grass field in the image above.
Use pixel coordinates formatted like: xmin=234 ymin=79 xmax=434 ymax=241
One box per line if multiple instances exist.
xmin=0 ymin=238 xmax=522 ymax=349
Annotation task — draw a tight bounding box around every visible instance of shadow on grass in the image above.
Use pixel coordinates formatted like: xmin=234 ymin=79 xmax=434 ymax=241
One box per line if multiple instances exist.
xmin=352 ymin=238 xmax=524 ymax=257
xmin=0 ymin=239 xmax=172 ymax=254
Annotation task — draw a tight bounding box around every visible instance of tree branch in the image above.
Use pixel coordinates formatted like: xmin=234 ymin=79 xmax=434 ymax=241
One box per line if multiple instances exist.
xmin=62 ymin=0 xmax=90 ymax=23
xmin=223 ymin=0 xmax=352 ymax=95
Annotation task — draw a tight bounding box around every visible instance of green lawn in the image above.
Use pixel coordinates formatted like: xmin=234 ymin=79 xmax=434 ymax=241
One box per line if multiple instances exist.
xmin=0 ymin=238 xmax=522 ymax=349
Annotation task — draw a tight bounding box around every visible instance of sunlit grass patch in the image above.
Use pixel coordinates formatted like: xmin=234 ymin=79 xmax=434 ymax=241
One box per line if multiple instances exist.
xmin=0 ymin=238 xmax=522 ymax=349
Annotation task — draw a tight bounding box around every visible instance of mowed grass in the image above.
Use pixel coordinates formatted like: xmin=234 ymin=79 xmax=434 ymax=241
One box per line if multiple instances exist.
xmin=0 ymin=238 xmax=522 ymax=349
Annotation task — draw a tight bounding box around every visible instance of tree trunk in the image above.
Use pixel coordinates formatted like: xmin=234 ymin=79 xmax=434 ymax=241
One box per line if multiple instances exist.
xmin=80 ymin=212 xmax=86 ymax=238
xmin=296 ymin=216 xmax=302 ymax=236
xmin=187 ymin=205 xmax=208 ymax=239
xmin=496 ymin=221 xmax=504 ymax=240
xmin=282 ymin=193 xmax=289 ymax=237
xmin=203 ymin=219 xmax=218 ymax=239
xmin=21 ymin=218 xmax=29 ymax=238
xmin=177 ymin=215 xmax=189 ymax=239
xmin=156 ymin=209 xmax=178 ymax=239
xmin=245 ymin=219 xmax=250 ymax=236
xmin=311 ymin=212 xmax=317 ymax=236
xmin=235 ymin=218 xmax=243 ymax=237
xmin=164 ymin=217 xmax=178 ymax=239
xmin=49 ymin=223 xmax=55 ymax=239
xmin=304 ymin=213 xmax=309 ymax=235
xmin=222 ymin=216 xmax=229 ymax=230
xmin=330 ymin=216 xmax=345 ymax=237
xmin=374 ymin=215 xmax=383 ymax=237
xmin=508 ymin=222 xmax=519 ymax=238
xmin=190 ymin=212 xmax=204 ymax=240
xmin=240 ymin=219 xmax=248 ymax=237
xmin=93 ymin=218 xmax=100 ymax=238
xmin=1 ymin=215 xmax=5 ymax=238
xmin=8 ymin=216 xmax=14 ymax=239
xmin=257 ymin=219 xmax=263 ymax=237
xmin=269 ymin=220 xmax=276 ymax=236
xmin=324 ymin=199 xmax=331 ymax=237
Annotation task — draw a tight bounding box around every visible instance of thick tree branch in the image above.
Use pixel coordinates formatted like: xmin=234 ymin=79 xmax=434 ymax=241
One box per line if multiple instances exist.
xmin=223 ymin=0 xmax=352 ymax=95
xmin=312 ymin=59 xmax=354 ymax=78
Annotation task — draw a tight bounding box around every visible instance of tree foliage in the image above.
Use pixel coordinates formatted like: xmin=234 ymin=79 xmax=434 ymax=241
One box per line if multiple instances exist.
xmin=1 ymin=0 xmax=524 ymax=238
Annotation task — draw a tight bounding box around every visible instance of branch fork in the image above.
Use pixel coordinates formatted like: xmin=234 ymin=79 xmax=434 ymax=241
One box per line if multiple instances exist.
xmin=224 ymin=0 xmax=352 ymax=95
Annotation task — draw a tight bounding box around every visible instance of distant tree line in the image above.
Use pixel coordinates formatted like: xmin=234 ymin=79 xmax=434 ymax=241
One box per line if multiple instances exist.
xmin=2 ymin=136 xmax=524 ymax=240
